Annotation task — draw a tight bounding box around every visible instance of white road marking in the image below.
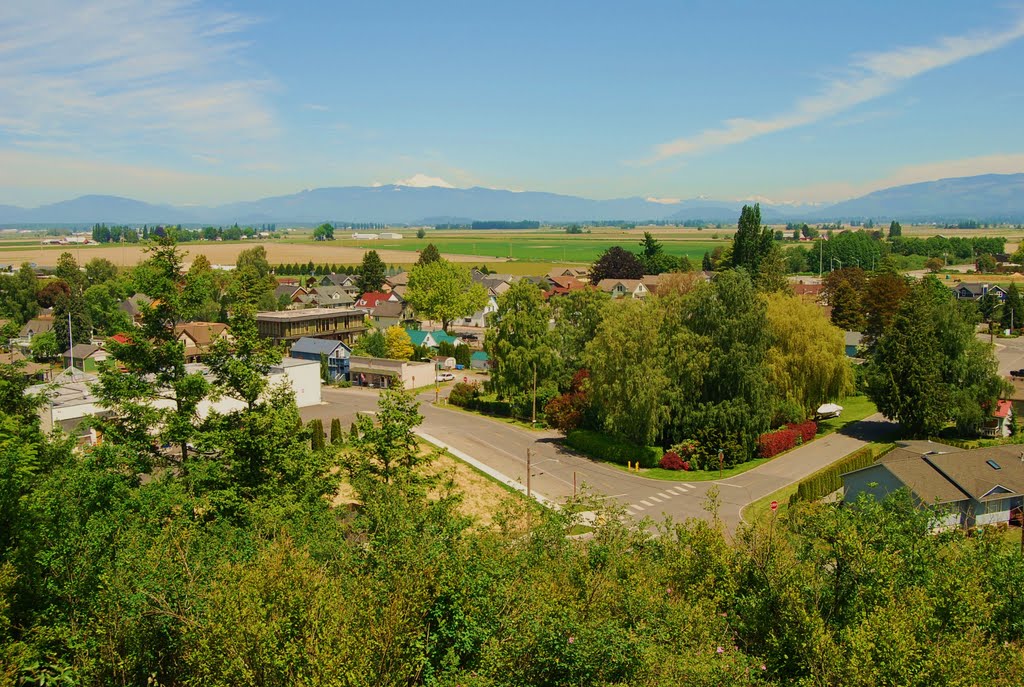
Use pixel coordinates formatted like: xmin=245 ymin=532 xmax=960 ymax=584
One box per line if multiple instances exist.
xmin=631 ymin=504 xmax=646 ymax=512
xmin=640 ymin=499 xmax=653 ymax=507
xmin=648 ymin=496 xmax=662 ymax=503
xmin=658 ymin=492 xmax=671 ymax=499
xmin=684 ymin=483 xmax=696 ymax=489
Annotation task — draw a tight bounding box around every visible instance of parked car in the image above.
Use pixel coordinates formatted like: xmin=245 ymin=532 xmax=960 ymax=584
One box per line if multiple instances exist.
xmin=1011 ymin=369 xmax=1024 ymax=380
xmin=436 ymin=371 xmax=455 ymax=382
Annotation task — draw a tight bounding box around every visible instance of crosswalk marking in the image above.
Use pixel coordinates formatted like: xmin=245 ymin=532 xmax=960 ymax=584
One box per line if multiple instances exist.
xmin=684 ymin=483 xmax=696 ymax=489
xmin=640 ymin=499 xmax=653 ymax=507
xmin=658 ymin=492 xmax=671 ymax=499
xmin=648 ymin=496 xmax=662 ymax=503
xmin=631 ymin=504 xmax=646 ymax=512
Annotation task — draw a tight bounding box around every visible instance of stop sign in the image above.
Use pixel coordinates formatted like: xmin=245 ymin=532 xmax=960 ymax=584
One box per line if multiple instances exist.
xmin=770 ymin=500 xmax=778 ymax=512
xmin=463 ymin=376 xmax=468 ymax=383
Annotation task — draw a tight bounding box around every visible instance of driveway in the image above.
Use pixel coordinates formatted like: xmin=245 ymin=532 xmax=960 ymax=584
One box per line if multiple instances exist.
xmin=303 ymin=386 xmax=897 ymax=533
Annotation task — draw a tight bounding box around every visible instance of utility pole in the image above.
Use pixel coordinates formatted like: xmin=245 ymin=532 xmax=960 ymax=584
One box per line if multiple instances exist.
xmin=718 ymin=448 xmax=724 ymax=479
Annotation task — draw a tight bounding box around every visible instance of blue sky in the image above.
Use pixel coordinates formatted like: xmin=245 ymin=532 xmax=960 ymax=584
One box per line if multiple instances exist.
xmin=1 ymin=1 xmax=1023 ymax=206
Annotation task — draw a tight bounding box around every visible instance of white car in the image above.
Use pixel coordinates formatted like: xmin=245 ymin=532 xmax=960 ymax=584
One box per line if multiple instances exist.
xmin=436 ymin=371 xmax=455 ymax=382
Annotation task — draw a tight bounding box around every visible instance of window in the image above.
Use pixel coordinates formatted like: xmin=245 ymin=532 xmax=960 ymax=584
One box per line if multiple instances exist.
xmin=986 ymin=459 xmax=1001 ymax=470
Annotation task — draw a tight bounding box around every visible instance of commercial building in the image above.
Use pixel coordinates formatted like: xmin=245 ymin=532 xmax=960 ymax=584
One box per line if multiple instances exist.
xmin=256 ymin=307 xmax=367 ymax=347
xmin=349 ymin=356 xmax=435 ymax=389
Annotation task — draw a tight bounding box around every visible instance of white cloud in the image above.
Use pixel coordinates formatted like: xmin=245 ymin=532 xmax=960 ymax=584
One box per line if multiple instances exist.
xmin=645 ymin=196 xmax=681 ymax=205
xmin=780 ymin=153 xmax=1024 ymax=203
xmin=394 ymin=173 xmax=456 ymax=188
xmin=645 ymin=16 xmax=1024 ymax=163
xmin=303 ymin=104 xmax=329 ymax=111
xmin=0 ymin=1 xmax=276 ymax=159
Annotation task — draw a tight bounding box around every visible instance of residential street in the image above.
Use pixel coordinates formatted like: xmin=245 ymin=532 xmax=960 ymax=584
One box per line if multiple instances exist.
xmin=302 ymin=386 xmax=898 ymax=532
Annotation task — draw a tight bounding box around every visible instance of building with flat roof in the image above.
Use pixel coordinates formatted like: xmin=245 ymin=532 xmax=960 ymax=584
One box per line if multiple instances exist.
xmin=349 ymin=356 xmax=434 ymax=389
xmin=256 ymin=307 xmax=367 ymax=347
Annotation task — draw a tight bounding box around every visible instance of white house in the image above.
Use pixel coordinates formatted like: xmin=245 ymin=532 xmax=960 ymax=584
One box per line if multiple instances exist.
xmin=458 ymin=293 xmax=499 ymax=328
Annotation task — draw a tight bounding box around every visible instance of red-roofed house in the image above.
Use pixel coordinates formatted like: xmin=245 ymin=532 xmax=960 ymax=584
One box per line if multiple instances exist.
xmin=981 ymin=400 xmax=1014 ymax=438
xmin=356 ymin=291 xmax=400 ymax=309
xmin=108 ymin=333 xmax=132 ymax=345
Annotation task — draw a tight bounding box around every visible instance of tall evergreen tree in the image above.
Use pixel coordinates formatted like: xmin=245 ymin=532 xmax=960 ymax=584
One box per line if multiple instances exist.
xmin=356 ymin=250 xmax=387 ymax=293
xmin=416 ymin=243 xmax=442 ymax=266
xmin=729 ymin=204 xmax=773 ymax=273
xmin=888 ymin=220 xmax=903 ymax=238
xmin=1001 ymin=282 xmax=1023 ymax=330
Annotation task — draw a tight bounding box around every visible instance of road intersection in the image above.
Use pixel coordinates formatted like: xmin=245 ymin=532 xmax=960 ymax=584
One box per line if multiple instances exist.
xmin=302 ymin=386 xmax=896 ymax=532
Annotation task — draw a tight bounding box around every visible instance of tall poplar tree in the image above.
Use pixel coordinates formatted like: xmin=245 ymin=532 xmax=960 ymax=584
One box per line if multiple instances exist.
xmin=729 ymin=204 xmax=773 ymax=274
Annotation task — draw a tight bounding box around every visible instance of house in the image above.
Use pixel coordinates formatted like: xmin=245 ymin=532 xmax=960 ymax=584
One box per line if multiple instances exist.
xmin=349 ymin=356 xmax=434 ymax=389
xmin=256 ymin=308 xmax=368 ymax=347
xmin=844 ymin=331 xmax=864 ymax=358
xmin=19 ymin=317 xmax=53 ymax=342
xmin=386 ymin=272 xmax=409 ymax=290
xmin=62 ymin=343 xmax=108 ymax=372
xmin=793 ymin=282 xmax=824 ymax=301
xmin=596 ymin=279 xmax=649 ymax=299
xmin=307 ymin=285 xmax=355 ymax=309
xmin=371 ymin=300 xmax=410 ymax=329
xmin=356 ymin=291 xmax=400 ymax=309
xmin=117 ymin=294 xmax=153 ymax=326
xmin=640 ymin=274 xmax=662 ymax=292
xmin=470 ymin=351 xmax=491 ymax=370
xmin=953 ymin=283 xmax=1008 ymax=301
xmin=457 ymin=293 xmax=499 ymax=328
xmin=980 ymin=400 xmax=1014 ymax=438
xmin=289 ymin=337 xmax=351 ymax=381
xmin=431 ymin=355 xmax=456 ymax=370
xmin=405 ymin=329 xmax=439 ymax=349
xmin=430 ymin=329 xmax=464 ymax=348
xmin=842 ymin=441 xmax=1024 ymax=530
xmin=547 ymin=267 xmax=589 ymax=282
xmin=174 ymin=322 xmax=230 ymax=361
xmin=543 ymin=275 xmax=589 ymax=299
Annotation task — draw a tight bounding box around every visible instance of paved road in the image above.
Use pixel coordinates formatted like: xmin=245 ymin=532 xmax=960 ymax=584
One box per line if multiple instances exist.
xmin=303 ymin=387 xmax=897 ymax=532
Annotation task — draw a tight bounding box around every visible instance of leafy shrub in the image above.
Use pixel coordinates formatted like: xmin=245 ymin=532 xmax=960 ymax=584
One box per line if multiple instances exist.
xmin=544 ymin=393 xmax=585 ymax=433
xmin=787 ymin=420 xmax=817 ymax=443
xmin=682 ymin=460 xmax=692 ymax=471
xmin=448 ymin=382 xmax=480 ymax=408
xmin=565 ymin=429 xmax=663 ymax=468
xmin=757 ymin=428 xmax=799 ymax=459
xmin=659 ymin=451 xmax=685 ymax=470
xmin=771 ymin=399 xmax=805 ymax=427
xmin=790 ymin=443 xmax=895 ymax=504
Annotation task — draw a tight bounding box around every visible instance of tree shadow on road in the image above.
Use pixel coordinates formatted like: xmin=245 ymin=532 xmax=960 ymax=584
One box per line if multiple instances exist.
xmin=838 ymin=418 xmax=901 ymax=442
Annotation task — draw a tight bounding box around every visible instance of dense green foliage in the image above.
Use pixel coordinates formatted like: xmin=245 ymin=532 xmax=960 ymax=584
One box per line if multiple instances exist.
xmin=356 ymin=249 xmax=387 ymax=293
xmin=405 ymin=258 xmax=487 ymax=331
xmin=729 ymin=204 xmax=773 ymax=273
xmin=564 ymin=429 xmax=663 ymax=468
xmin=866 ymin=277 xmax=1009 ymax=436
xmin=589 ymin=245 xmax=644 ymax=283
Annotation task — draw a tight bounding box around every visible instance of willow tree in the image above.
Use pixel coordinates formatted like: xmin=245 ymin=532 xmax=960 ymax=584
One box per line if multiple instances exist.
xmin=584 ymin=298 xmax=669 ymax=446
xmin=764 ymin=293 xmax=853 ymax=414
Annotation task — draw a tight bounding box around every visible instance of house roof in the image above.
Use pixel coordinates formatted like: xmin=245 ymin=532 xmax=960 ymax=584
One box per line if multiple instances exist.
xmin=174 ymin=322 xmax=228 ymax=348
xmin=387 ymin=272 xmax=410 ymax=287
xmin=405 ymin=329 xmax=434 ymax=347
xmin=63 ymin=343 xmax=101 ymax=359
xmin=596 ymin=278 xmax=644 ymax=293
xmin=793 ymin=283 xmax=823 ymax=299
xmin=109 ymin=333 xmax=132 ymax=345
xmin=274 ymin=284 xmax=303 ymax=300
xmin=20 ymin=317 xmax=53 ymax=337
xmin=430 ymin=329 xmax=461 ymax=346
xmin=372 ymin=300 xmax=405 ymax=318
xmin=955 ymin=283 xmax=1007 ymax=297
xmin=310 ymin=285 xmax=354 ymax=303
xmin=117 ymin=293 xmax=152 ymax=318
xmin=471 ymin=351 xmax=489 ymax=361
xmin=993 ymin=399 xmax=1013 ymax=419
xmin=925 ymin=446 xmax=1024 ymax=502
xmin=844 ymin=331 xmax=864 ymax=347
xmin=290 ymin=337 xmax=351 ymax=356
xmin=356 ymin=291 xmax=393 ymax=308
xmin=846 ymin=441 xmax=1024 ymax=505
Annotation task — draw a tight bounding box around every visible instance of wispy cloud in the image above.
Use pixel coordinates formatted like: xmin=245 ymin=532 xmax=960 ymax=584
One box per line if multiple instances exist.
xmin=303 ymin=104 xmax=330 ymax=112
xmin=0 ymin=1 xmax=276 ymax=160
xmin=644 ymin=16 xmax=1024 ymax=163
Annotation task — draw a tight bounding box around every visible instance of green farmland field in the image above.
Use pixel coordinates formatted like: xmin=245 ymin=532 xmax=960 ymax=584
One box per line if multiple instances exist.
xmin=288 ymin=234 xmax=729 ymax=264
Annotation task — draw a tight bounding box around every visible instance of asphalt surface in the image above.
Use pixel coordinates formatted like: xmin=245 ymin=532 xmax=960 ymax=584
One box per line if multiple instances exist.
xmin=303 ymin=386 xmax=897 ymax=533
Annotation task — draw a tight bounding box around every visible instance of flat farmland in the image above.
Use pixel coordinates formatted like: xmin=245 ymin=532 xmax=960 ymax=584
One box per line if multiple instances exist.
xmin=0 ymin=240 xmax=501 ymax=268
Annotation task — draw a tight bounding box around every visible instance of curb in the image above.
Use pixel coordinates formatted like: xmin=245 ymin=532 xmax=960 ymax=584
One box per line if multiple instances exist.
xmin=416 ymin=430 xmax=559 ymax=510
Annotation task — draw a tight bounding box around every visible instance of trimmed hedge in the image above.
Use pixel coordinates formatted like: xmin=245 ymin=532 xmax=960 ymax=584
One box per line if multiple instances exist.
xmin=790 ymin=443 xmax=896 ymax=505
xmin=565 ymin=429 xmax=663 ymax=469
xmin=758 ymin=428 xmax=800 ymax=459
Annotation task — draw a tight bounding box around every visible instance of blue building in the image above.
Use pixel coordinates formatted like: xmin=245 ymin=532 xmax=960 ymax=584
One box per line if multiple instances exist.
xmin=289 ymin=337 xmax=351 ymax=381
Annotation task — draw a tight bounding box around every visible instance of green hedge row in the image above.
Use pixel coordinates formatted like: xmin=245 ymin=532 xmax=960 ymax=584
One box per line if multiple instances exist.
xmin=565 ymin=430 xmax=664 ymax=469
xmin=791 ymin=443 xmax=896 ymax=505
xmin=467 ymin=398 xmax=513 ymax=417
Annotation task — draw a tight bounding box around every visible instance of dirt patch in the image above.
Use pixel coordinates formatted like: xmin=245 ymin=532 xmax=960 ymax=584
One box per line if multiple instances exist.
xmin=0 ymin=240 xmax=505 ymax=268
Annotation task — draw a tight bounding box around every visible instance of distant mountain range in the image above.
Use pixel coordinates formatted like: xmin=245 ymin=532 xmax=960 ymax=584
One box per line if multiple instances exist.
xmin=1 ymin=173 xmax=1022 ymax=225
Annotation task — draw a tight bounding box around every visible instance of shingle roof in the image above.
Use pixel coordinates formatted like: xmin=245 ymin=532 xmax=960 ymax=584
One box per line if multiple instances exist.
xmin=925 ymin=446 xmax=1024 ymax=502
xmin=63 ymin=343 xmax=101 ymax=359
xmin=289 ymin=337 xmax=351 ymax=356
xmin=372 ymin=301 xmax=405 ymax=318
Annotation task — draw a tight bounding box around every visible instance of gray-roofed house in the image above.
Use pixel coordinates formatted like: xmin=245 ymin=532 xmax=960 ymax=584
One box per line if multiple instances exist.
xmin=371 ymin=300 xmax=411 ymax=328
xmin=62 ymin=343 xmax=108 ymax=372
xmin=117 ymin=293 xmax=152 ymax=325
xmin=842 ymin=441 xmax=1024 ymax=530
xmin=19 ymin=317 xmax=53 ymax=341
xmin=308 ymin=285 xmax=356 ymax=308
xmin=596 ymin=279 xmax=649 ymax=299
xmin=952 ymin=283 xmax=1008 ymax=301
xmin=844 ymin=331 xmax=864 ymax=357
xmin=287 ymin=337 xmax=351 ymax=381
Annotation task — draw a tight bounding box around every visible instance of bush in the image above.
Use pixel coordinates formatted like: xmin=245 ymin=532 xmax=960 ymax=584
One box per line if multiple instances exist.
xmin=682 ymin=460 xmax=692 ymax=471
xmin=544 ymin=392 xmax=587 ymax=433
xmin=757 ymin=428 xmax=800 ymax=459
xmin=565 ymin=429 xmax=663 ymax=468
xmin=659 ymin=451 xmax=685 ymax=470
xmin=448 ymin=382 xmax=480 ymax=408
xmin=790 ymin=443 xmax=895 ymax=504
xmin=787 ymin=420 xmax=817 ymax=443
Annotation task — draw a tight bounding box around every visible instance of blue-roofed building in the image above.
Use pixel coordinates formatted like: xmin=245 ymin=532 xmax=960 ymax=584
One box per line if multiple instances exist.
xmin=405 ymin=329 xmax=464 ymax=350
xmin=289 ymin=337 xmax=351 ymax=381
xmin=470 ymin=351 xmax=490 ymax=370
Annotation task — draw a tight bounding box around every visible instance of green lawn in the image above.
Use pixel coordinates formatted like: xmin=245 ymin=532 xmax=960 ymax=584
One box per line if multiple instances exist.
xmin=741 ymin=483 xmax=800 ymax=526
xmin=817 ymin=395 xmax=879 ymax=436
xmin=286 ymin=235 xmax=728 ymax=264
xmin=608 ymin=457 xmax=772 ymax=482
